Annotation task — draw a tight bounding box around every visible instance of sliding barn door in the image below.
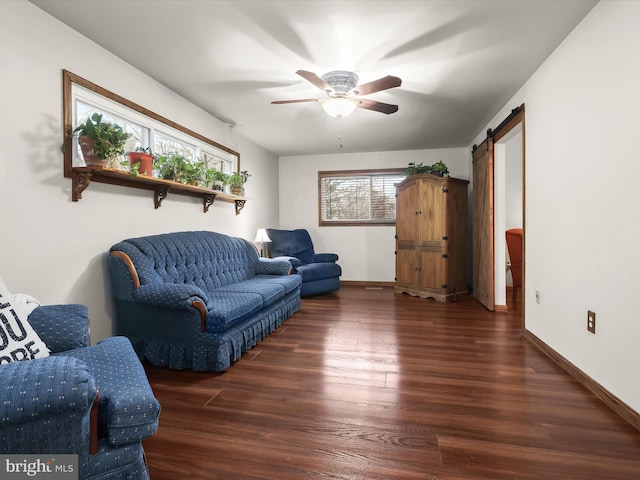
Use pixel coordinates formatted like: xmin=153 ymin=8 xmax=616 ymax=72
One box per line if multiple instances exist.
xmin=472 ymin=138 xmax=495 ymax=311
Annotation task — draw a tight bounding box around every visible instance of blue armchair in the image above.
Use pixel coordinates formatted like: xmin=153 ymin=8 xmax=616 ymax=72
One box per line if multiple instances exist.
xmin=266 ymin=228 xmax=342 ymax=296
xmin=0 ymin=304 xmax=160 ymax=480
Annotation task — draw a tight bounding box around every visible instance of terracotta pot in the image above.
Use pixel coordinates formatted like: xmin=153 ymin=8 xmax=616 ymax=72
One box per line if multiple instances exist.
xmin=126 ymin=152 xmax=154 ymax=176
xmin=78 ymin=136 xmax=103 ymax=167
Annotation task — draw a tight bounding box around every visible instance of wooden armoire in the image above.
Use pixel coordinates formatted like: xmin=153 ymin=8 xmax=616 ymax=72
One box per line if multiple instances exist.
xmin=395 ymin=174 xmax=469 ymax=302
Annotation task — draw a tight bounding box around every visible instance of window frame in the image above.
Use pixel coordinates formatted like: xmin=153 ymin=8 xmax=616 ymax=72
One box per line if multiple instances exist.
xmin=318 ymin=168 xmax=405 ymax=226
xmin=62 ymin=70 xmax=240 ymax=179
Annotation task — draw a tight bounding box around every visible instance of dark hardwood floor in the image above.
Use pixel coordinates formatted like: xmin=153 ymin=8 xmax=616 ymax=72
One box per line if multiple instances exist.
xmin=143 ymin=286 xmax=640 ymax=479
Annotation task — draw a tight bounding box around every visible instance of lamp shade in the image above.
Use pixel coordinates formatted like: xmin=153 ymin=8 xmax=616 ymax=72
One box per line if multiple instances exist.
xmin=254 ymin=228 xmax=271 ymax=243
xmin=321 ymin=97 xmax=358 ymax=118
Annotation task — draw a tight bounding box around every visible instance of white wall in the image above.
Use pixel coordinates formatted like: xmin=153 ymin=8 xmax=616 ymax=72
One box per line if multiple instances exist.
xmin=0 ymin=1 xmax=279 ymax=342
xmin=279 ymin=149 xmax=469 ymax=282
xmin=469 ymin=1 xmax=640 ymax=412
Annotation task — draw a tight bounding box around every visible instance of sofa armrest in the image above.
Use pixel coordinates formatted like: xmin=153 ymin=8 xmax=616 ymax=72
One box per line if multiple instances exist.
xmin=67 ymin=337 xmax=160 ymax=447
xmin=255 ymin=258 xmax=293 ymax=275
xmin=28 ymin=304 xmax=90 ymax=352
xmin=0 ymin=356 xmax=97 ymax=454
xmin=272 ymin=255 xmax=302 ymax=268
xmin=313 ymin=253 xmax=339 ymax=263
xmin=134 ymin=283 xmax=210 ymax=309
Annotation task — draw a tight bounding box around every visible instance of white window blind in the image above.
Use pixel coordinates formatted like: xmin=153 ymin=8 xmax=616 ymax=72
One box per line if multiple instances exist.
xmin=319 ymin=170 xmax=405 ymax=225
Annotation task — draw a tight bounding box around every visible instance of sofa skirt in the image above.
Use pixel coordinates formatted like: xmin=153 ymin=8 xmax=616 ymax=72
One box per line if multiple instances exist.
xmin=121 ymin=290 xmax=301 ymax=372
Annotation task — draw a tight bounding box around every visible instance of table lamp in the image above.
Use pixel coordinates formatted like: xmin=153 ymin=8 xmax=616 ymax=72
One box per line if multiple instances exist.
xmin=254 ymin=228 xmax=271 ymax=257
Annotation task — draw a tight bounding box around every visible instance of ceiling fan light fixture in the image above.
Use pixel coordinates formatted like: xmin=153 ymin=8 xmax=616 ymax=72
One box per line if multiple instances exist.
xmin=321 ymin=70 xmax=359 ymax=95
xmin=321 ymin=97 xmax=358 ymax=118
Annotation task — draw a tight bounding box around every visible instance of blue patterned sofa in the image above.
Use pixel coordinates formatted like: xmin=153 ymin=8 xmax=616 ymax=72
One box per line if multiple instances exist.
xmin=0 ymin=304 xmax=160 ymax=480
xmin=108 ymin=230 xmax=302 ymax=372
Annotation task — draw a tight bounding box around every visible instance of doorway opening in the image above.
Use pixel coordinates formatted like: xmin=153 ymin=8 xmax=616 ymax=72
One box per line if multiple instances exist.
xmin=494 ymin=125 xmax=523 ymax=311
xmin=472 ymin=104 xmax=525 ymax=329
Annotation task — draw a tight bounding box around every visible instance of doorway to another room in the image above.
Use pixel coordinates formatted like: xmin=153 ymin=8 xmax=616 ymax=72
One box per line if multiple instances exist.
xmin=472 ymin=105 xmax=525 ymax=327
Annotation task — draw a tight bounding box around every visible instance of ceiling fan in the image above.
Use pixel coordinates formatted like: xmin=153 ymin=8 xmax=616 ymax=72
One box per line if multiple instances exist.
xmin=272 ymin=70 xmax=402 ymax=118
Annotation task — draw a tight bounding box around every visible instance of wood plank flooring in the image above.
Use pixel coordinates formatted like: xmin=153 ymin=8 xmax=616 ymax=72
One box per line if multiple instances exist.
xmin=142 ymin=286 xmax=640 ymax=479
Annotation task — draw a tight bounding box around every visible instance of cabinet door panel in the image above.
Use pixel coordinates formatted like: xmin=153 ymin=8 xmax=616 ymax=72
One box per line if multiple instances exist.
xmin=396 ymin=248 xmax=417 ymax=288
xmin=396 ymin=181 xmax=418 ymax=243
xmin=419 ymin=180 xmax=446 ymax=242
xmin=419 ymin=249 xmax=446 ymax=291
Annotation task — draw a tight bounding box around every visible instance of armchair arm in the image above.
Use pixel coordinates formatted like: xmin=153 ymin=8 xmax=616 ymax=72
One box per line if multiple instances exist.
xmin=255 ymin=258 xmax=292 ymax=275
xmin=0 ymin=356 xmax=97 ymax=454
xmin=272 ymin=256 xmax=302 ymax=268
xmin=28 ymin=304 xmax=89 ymax=352
xmin=133 ymin=283 xmax=210 ymax=310
xmin=313 ymin=253 xmax=339 ymax=263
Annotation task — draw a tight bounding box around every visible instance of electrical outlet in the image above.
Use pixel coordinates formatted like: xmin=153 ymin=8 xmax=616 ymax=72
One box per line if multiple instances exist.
xmin=587 ymin=310 xmax=596 ymax=334
xmin=535 ymin=290 xmax=541 ymax=304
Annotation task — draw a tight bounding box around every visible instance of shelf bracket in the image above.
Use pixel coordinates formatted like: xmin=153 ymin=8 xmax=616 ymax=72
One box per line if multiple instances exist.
xmin=154 ymin=186 xmax=170 ymax=209
xmin=72 ymin=171 xmax=93 ymax=202
xmin=203 ymin=194 xmax=216 ymax=213
xmin=234 ymin=199 xmax=246 ymax=215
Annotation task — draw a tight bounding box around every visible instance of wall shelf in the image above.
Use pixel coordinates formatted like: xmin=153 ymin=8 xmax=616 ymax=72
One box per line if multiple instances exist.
xmin=71 ymin=166 xmax=247 ymax=215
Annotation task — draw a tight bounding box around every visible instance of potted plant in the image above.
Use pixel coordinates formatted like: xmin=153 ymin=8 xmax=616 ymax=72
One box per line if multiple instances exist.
xmin=125 ymin=147 xmax=156 ymax=176
xmin=71 ymin=113 xmax=131 ymax=168
xmin=154 ymin=153 xmax=188 ymax=182
xmin=204 ymin=167 xmax=226 ymax=191
xmin=227 ymin=170 xmax=251 ymax=195
xmin=430 ymin=161 xmax=449 ymax=177
xmin=403 ymin=161 xmax=449 ymax=177
xmin=215 ymin=171 xmax=229 ymax=191
xmin=182 ymin=160 xmax=207 ymax=186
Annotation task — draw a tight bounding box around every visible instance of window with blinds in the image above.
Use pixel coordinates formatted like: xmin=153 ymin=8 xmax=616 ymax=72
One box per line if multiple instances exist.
xmin=318 ymin=169 xmax=405 ymax=226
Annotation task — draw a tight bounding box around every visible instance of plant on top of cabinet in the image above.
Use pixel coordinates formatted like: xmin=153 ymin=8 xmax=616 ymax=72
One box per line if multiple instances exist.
xmin=403 ymin=161 xmax=449 ymax=177
xmin=71 ymin=113 xmax=131 ymax=168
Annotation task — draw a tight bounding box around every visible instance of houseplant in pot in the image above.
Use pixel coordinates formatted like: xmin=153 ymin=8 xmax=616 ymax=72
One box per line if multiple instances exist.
xmin=182 ymin=160 xmax=207 ymax=187
xmin=154 ymin=153 xmax=188 ymax=182
xmin=210 ymin=169 xmax=229 ymax=191
xmin=403 ymin=161 xmax=449 ymax=177
xmin=205 ymin=167 xmax=227 ymax=191
xmin=71 ymin=113 xmax=131 ymax=168
xmin=228 ymin=170 xmax=251 ymax=195
xmin=125 ymin=147 xmax=156 ymax=176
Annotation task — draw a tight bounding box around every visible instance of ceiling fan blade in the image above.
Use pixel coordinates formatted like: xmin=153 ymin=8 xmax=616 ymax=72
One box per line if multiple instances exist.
xmin=271 ymin=98 xmax=319 ymax=104
xmin=355 ymin=75 xmax=402 ymax=96
xmin=296 ymin=70 xmax=330 ymax=91
xmin=357 ymin=98 xmax=399 ymax=115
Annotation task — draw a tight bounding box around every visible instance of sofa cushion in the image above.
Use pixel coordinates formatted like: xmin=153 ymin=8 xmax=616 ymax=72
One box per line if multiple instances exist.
xmin=246 ymin=274 xmax=302 ymax=295
xmin=217 ymin=280 xmax=285 ymax=306
xmin=58 ymin=336 xmax=160 ymax=446
xmin=205 ymin=291 xmax=264 ymax=333
xmin=297 ymin=262 xmax=343 ymax=283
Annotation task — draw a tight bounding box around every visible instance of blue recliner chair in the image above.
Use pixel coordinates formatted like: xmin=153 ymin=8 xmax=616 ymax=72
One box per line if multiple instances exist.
xmin=266 ymin=228 xmax=341 ymax=296
xmin=0 ymin=303 xmax=160 ymax=480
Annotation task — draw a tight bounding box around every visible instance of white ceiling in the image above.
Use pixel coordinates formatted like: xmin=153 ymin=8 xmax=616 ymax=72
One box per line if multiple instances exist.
xmin=30 ymin=0 xmax=597 ymax=157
